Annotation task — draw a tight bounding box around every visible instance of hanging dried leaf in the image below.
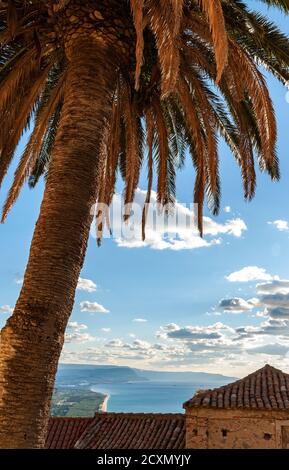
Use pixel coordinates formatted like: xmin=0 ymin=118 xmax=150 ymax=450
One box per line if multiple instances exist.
xmin=7 ymin=0 xmax=18 ymax=39
xmin=130 ymin=0 xmax=144 ymax=90
xmin=198 ymin=0 xmax=228 ymax=83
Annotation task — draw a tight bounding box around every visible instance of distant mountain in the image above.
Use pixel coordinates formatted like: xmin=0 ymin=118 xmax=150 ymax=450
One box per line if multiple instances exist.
xmin=56 ymin=363 xmax=236 ymax=387
xmin=56 ymin=364 xmax=146 ymax=385
xmin=133 ymin=368 xmax=236 ymax=383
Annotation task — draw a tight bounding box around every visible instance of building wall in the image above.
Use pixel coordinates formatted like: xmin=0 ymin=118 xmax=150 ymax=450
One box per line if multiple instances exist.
xmin=185 ymin=408 xmax=289 ymax=449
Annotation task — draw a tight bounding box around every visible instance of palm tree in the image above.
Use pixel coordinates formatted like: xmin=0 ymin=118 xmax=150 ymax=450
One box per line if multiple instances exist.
xmin=0 ymin=0 xmax=289 ymax=448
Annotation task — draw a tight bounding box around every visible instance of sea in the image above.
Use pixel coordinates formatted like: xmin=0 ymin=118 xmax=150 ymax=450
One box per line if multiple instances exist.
xmin=90 ymin=381 xmax=212 ymax=413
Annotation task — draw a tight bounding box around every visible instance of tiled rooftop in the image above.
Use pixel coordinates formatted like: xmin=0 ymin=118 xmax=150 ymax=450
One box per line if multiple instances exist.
xmin=184 ymin=364 xmax=289 ymax=410
xmin=46 ymin=417 xmax=94 ymax=449
xmin=75 ymin=413 xmax=185 ymax=449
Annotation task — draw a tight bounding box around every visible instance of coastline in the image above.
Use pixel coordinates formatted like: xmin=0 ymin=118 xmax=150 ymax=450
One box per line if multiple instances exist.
xmin=100 ymin=394 xmax=110 ymax=412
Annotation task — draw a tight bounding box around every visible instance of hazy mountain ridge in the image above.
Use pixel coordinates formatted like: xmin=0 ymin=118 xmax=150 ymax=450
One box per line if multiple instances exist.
xmin=133 ymin=368 xmax=237 ymax=383
xmin=56 ymin=364 xmax=146 ymax=385
xmin=56 ymin=363 xmax=236 ymax=387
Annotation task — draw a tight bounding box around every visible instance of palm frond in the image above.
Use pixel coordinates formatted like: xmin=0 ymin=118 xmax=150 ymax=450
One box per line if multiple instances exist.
xmin=198 ymin=0 xmax=228 ymax=82
xmin=142 ymin=109 xmax=154 ymax=241
xmin=255 ymin=0 xmax=289 ymax=12
xmin=130 ymin=0 xmax=144 ymax=90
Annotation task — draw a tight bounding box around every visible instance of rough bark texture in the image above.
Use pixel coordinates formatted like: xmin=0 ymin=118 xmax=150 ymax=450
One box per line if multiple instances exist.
xmin=0 ymin=38 xmax=118 ymax=448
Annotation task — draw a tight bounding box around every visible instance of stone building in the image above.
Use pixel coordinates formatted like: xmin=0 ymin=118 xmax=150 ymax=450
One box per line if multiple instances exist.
xmin=46 ymin=364 xmax=289 ymax=449
xmin=184 ymin=364 xmax=289 ymax=449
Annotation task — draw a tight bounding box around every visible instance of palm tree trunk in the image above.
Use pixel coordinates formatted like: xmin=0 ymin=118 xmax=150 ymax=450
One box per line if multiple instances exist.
xmin=0 ymin=39 xmax=118 ymax=448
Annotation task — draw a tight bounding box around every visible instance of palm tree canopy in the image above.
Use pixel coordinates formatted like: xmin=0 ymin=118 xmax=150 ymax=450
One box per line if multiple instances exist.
xmin=0 ymin=0 xmax=289 ymax=238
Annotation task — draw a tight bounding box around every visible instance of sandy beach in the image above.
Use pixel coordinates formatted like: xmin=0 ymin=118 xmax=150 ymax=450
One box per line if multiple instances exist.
xmin=100 ymin=394 xmax=110 ymax=412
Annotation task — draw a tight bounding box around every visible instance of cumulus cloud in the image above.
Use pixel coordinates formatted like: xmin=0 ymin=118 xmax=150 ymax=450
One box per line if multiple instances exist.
xmin=0 ymin=305 xmax=13 ymax=314
xmin=247 ymin=298 xmax=260 ymax=307
xmin=268 ymin=220 xmax=289 ymax=232
xmin=61 ymin=268 xmax=289 ymax=373
xmin=80 ymin=301 xmax=109 ymax=313
xmin=247 ymin=343 xmax=289 ymax=356
xmin=68 ymin=321 xmax=88 ymax=331
xmin=218 ymin=297 xmax=254 ymax=313
xmin=267 ymin=307 xmax=289 ymax=319
xmin=104 ymin=190 xmax=247 ymax=251
xmin=77 ymin=277 xmax=97 ymax=293
xmin=257 ymin=280 xmax=289 ymax=295
xmin=235 ymin=318 xmax=289 ymax=339
xmin=168 ymin=328 xmax=221 ymax=340
xmin=62 ymin=335 xmax=191 ymax=366
xmin=65 ymin=322 xmax=94 ymax=343
xmin=226 ymin=266 xmax=276 ymax=283
xmin=65 ymin=332 xmax=95 ymax=343
xmin=259 ymin=293 xmax=289 ymax=308
xmin=105 ymin=339 xmax=123 ymax=348
xmin=159 ymin=322 xmax=232 ymax=341
xmin=224 ymin=206 xmax=231 ymax=213
xmin=61 ymin=312 xmax=289 ymax=373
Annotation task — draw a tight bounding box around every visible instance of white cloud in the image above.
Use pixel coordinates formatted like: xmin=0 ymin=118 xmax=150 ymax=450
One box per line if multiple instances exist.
xmin=105 ymin=190 xmax=247 ymax=251
xmin=247 ymin=343 xmax=289 ymax=356
xmin=65 ymin=322 xmax=94 ymax=343
xmin=15 ymin=277 xmax=23 ymax=285
xmin=65 ymin=332 xmax=95 ymax=343
xmin=235 ymin=318 xmax=289 ymax=338
xmin=247 ymin=297 xmax=260 ymax=307
xmin=259 ymin=293 xmax=289 ymax=308
xmin=61 ymin=267 xmax=289 ymax=375
xmin=105 ymin=339 xmax=123 ymax=348
xmin=158 ymin=322 xmax=233 ymax=341
xmin=226 ymin=266 xmax=276 ymax=283
xmin=61 ymin=311 xmax=289 ymax=375
xmin=68 ymin=321 xmax=88 ymax=331
xmin=77 ymin=277 xmax=97 ymax=293
xmin=268 ymin=220 xmax=289 ymax=232
xmin=0 ymin=305 xmax=13 ymax=314
xmin=267 ymin=307 xmax=289 ymax=319
xmin=80 ymin=301 xmax=109 ymax=313
xmin=218 ymin=297 xmax=254 ymax=313
xmin=203 ymin=217 xmax=246 ymax=238
xmin=224 ymin=206 xmax=231 ymax=213
xmin=257 ymin=280 xmax=289 ymax=295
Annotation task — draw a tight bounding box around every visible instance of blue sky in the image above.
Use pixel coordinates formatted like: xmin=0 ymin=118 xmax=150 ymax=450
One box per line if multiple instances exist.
xmin=2 ymin=2 xmax=289 ymax=377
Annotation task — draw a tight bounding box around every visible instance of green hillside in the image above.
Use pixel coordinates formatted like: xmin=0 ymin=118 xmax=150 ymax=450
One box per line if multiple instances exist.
xmin=51 ymin=388 xmax=105 ymax=417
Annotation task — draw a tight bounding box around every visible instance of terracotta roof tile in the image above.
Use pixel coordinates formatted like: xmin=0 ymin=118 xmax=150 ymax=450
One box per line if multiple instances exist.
xmin=74 ymin=413 xmax=185 ymax=449
xmin=46 ymin=417 xmax=94 ymax=449
xmin=184 ymin=364 xmax=289 ymax=410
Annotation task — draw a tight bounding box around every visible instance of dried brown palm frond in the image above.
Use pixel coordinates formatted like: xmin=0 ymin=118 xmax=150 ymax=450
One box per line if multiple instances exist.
xmin=0 ymin=61 xmax=52 ymax=189
xmin=171 ymin=0 xmax=184 ymax=36
xmin=130 ymin=0 xmax=144 ymax=90
xmin=1 ymin=70 xmax=66 ymax=222
xmin=146 ymin=0 xmax=180 ymax=97
xmin=142 ymin=109 xmax=154 ymax=241
xmin=151 ymin=95 xmax=170 ymax=206
xmin=229 ymin=39 xmax=277 ymax=171
xmin=122 ymin=81 xmax=144 ymax=219
xmin=198 ymin=0 xmax=228 ymax=83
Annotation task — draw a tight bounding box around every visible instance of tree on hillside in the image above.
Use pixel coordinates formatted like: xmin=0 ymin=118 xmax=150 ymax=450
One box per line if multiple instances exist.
xmin=0 ymin=0 xmax=289 ymax=448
